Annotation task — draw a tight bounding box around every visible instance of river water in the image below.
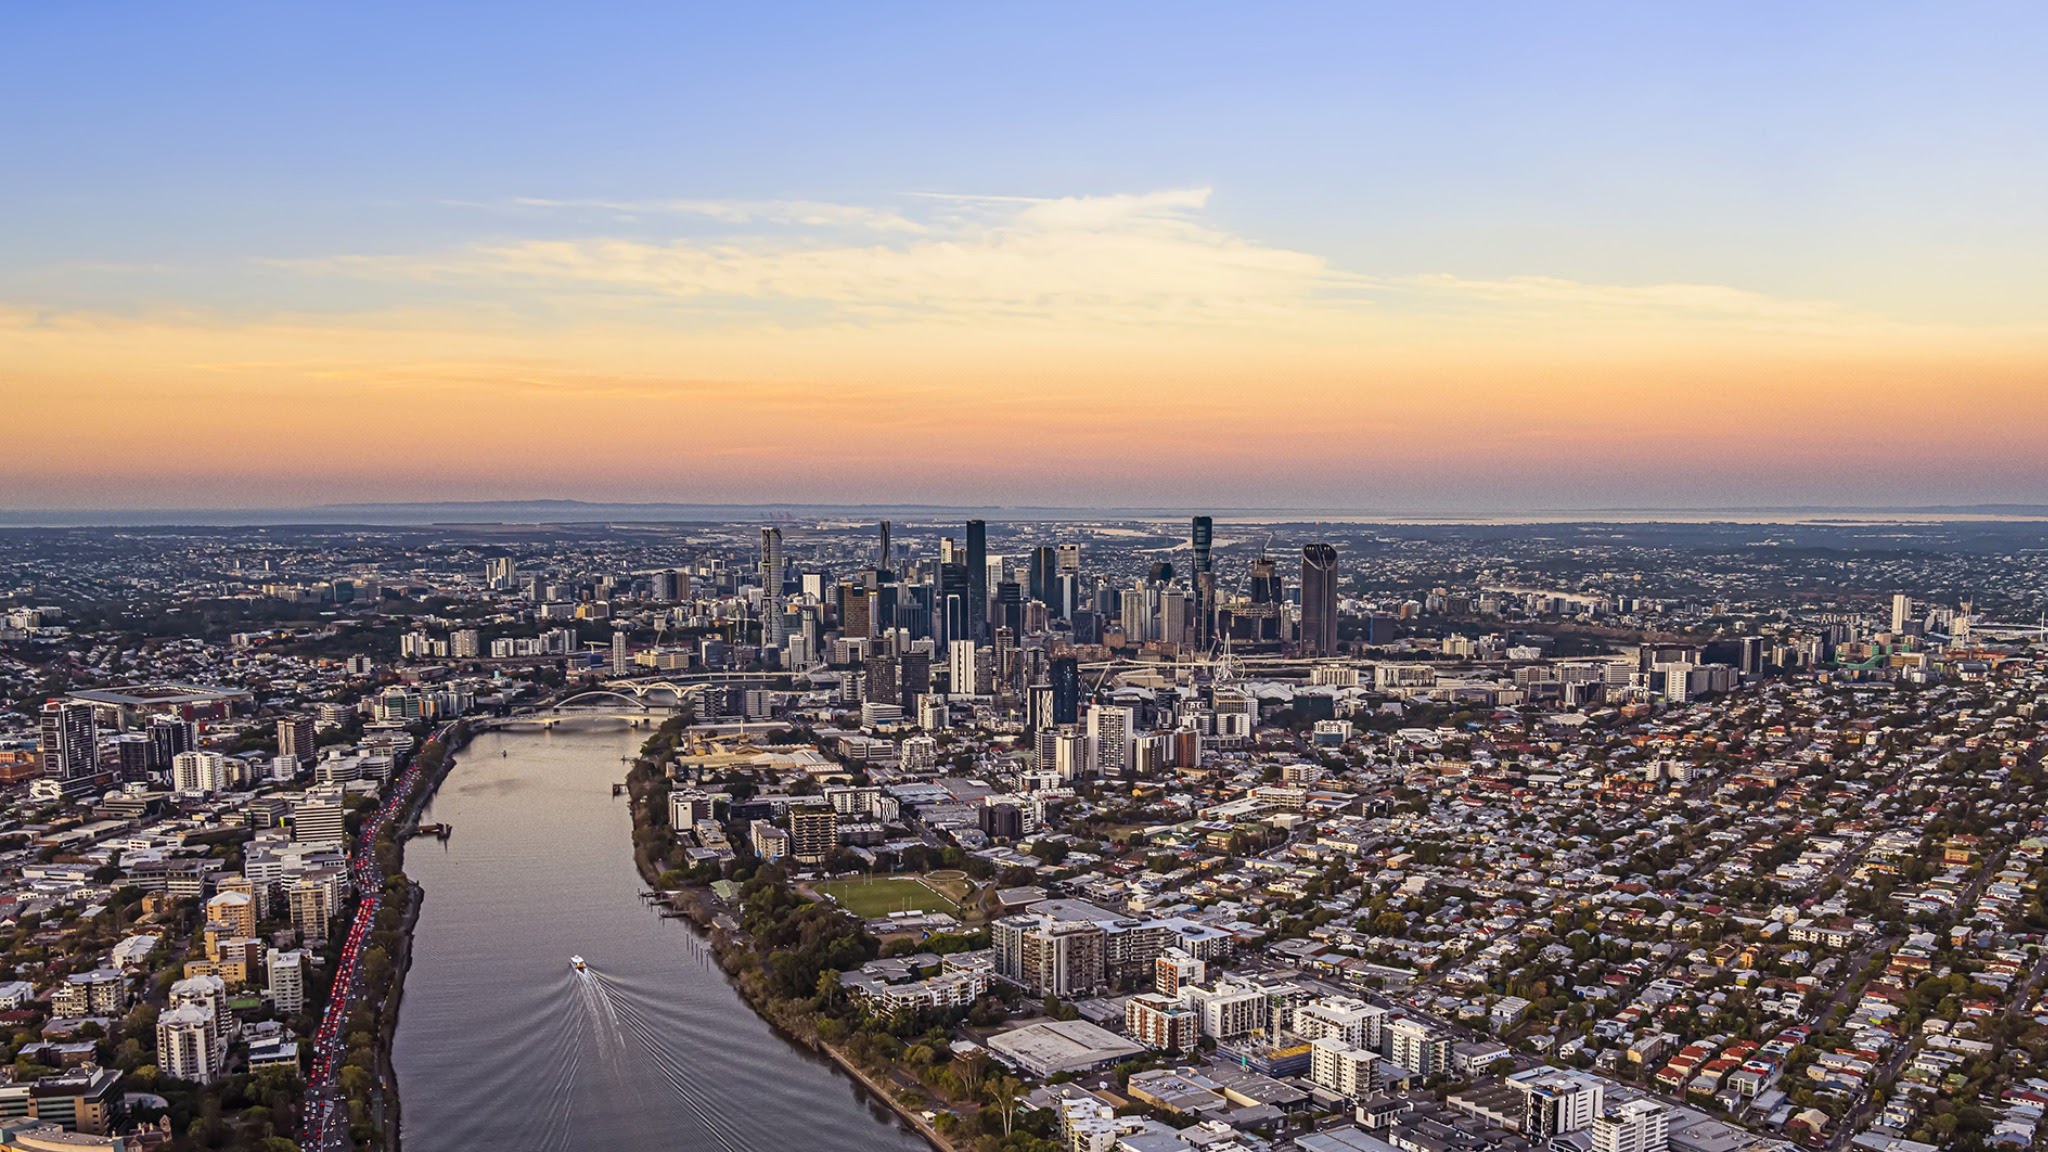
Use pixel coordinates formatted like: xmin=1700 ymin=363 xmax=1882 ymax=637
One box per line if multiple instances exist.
xmin=391 ymin=725 xmax=932 ymax=1152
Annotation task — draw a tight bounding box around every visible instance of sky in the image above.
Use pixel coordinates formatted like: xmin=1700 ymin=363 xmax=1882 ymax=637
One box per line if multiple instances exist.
xmin=4 ymin=2 xmax=2047 ymax=513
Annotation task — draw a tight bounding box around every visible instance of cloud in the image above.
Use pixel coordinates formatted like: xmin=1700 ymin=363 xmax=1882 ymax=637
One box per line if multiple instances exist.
xmin=448 ymin=195 xmax=929 ymax=233
xmin=295 ymin=188 xmax=1987 ymax=344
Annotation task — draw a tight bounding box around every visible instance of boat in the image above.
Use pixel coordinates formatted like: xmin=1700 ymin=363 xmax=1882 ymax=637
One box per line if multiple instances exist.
xmin=570 ymin=955 xmax=586 ymax=972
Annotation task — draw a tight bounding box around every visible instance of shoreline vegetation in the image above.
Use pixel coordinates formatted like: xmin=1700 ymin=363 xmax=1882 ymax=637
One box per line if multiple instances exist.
xmin=350 ymin=719 xmax=468 ymax=1152
xmin=622 ymin=716 xmax=1067 ymax=1152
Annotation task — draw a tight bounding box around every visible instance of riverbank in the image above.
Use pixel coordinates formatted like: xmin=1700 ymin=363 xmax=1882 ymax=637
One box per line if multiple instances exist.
xmin=364 ymin=721 xmax=470 ymax=1152
xmin=622 ymin=746 xmax=969 ymax=1152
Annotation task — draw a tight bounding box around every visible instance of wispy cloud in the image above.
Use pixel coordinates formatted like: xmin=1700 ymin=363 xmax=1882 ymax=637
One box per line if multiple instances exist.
xmin=299 ymin=188 xmax=1940 ymax=339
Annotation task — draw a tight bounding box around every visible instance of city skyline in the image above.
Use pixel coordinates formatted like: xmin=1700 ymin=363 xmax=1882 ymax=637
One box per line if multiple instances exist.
xmin=7 ymin=3 xmax=2048 ymax=512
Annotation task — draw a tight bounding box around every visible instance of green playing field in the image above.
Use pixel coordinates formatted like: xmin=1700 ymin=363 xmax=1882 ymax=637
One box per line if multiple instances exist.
xmin=814 ymin=875 xmax=958 ymax=918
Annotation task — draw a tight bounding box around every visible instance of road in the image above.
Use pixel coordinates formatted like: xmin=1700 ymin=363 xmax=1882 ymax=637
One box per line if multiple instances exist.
xmin=298 ymin=721 xmax=453 ymax=1152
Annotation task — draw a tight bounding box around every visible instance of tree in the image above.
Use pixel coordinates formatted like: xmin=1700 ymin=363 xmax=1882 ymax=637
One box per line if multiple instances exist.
xmin=991 ymin=1074 xmax=1025 ymax=1138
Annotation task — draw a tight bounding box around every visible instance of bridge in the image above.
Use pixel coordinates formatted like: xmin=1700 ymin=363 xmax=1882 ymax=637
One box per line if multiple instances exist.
xmin=476 ymin=712 xmax=667 ymax=731
xmin=552 ymin=672 xmax=795 ymax=711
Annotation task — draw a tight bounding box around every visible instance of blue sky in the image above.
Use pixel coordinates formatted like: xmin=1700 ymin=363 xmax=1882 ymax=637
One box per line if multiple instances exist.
xmin=5 ymin=3 xmax=2047 ymax=509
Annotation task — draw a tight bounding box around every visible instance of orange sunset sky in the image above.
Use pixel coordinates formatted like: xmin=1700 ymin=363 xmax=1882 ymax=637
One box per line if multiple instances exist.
xmin=6 ymin=4 xmax=2047 ymax=512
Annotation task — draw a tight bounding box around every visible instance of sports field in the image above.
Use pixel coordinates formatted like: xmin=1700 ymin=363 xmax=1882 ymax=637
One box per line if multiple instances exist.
xmin=814 ymin=874 xmax=960 ymax=919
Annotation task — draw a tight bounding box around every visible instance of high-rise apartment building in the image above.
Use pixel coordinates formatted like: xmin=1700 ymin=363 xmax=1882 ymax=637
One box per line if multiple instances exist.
xmin=277 ymin=716 xmax=317 ymax=766
xmin=992 ymin=914 xmax=1105 ymax=997
xmin=147 ymin=715 xmax=195 ymax=776
xmin=172 ymin=751 xmax=228 ymax=795
xmin=39 ymin=701 xmax=98 ymax=783
xmin=1126 ymin=993 xmax=1200 ymax=1052
xmin=1087 ymin=704 xmax=1135 ymax=778
xmin=1592 ymin=1101 xmax=1669 ymax=1152
xmin=788 ymin=808 xmax=838 ymax=865
xmin=267 ymin=949 xmax=306 ymax=1014
xmin=1386 ymin=1017 xmax=1451 ymax=1077
xmin=1301 ymin=543 xmax=1339 ymax=656
xmin=157 ymin=1002 xmax=223 ymax=1084
xmin=1512 ymin=1070 xmax=1604 ymax=1136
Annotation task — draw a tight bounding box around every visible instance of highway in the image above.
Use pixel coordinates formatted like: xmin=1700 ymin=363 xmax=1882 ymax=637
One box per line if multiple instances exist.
xmin=299 ymin=721 xmax=453 ymax=1151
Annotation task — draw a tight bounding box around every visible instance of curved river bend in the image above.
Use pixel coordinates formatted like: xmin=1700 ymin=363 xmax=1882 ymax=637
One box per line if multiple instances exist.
xmin=391 ymin=726 xmax=931 ymax=1152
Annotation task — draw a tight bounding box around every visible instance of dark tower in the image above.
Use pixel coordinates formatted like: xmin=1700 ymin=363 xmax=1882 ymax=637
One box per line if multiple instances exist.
xmin=995 ymin=580 xmax=1024 ymax=641
xmin=1191 ymin=516 xmax=1214 ymax=648
xmin=1301 ymin=543 xmax=1339 ymax=656
xmin=1028 ymin=545 xmax=1055 ymax=604
xmin=1050 ymin=656 xmax=1080 ymax=726
xmin=966 ymin=519 xmax=988 ymax=642
xmin=939 ymin=562 xmax=969 ymax=648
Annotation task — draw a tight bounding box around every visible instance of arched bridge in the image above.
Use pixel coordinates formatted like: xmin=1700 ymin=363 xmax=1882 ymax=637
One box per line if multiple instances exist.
xmin=543 ymin=671 xmax=795 ymax=713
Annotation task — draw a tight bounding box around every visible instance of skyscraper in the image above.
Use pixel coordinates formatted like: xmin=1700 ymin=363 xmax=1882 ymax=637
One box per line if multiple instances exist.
xmin=996 ymin=579 xmax=1024 ymax=641
xmin=938 ymin=561 xmax=969 ymax=649
xmin=1191 ymin=516 xmax=1214 ymax=648
xmin=1027 ymin=545 xmax=1055 ymax=604
xmin=39 ymin=701 xmax=98 ymax=783
xmin=760 ymin=528 xmax=786 ymax=649
xmin=147 ymin=715 xmax=195 ymax=775
xmin=966 ymin=519 xmax=988 ymax=642
xmin=1049 ymin=656 xmax=1081 ymax=727
xmin=1301 ymin=543 xmax=1339 ymax=656
xmin=878 ymin=520 xmax=892 ymax=573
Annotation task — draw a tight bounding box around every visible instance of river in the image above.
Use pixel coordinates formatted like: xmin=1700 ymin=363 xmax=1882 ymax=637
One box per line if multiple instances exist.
xmin=390 ymin=725 xmax=933 ymax=1152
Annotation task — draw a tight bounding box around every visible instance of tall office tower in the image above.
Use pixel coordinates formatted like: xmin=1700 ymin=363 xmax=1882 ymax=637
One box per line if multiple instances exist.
xmin=949 ymin=641 xmax=979 ymax=696
xmin=1053 ymin=573 xmax=1080 ymax=621
xmin=39 ymin=701 xmax=98 ymax=782
xmin=878 ymin=520 xmax=892 ymax=572
xmin=1049 ymin=656 xmax=1080 ymax=726
xmin=1190 ymin=515 xmax=1215 ymax=648
xmin=760 ymin=528 xmax=787 ymax=649
xmin=1890 ymin=593 xmax=1912 ymax=634
xmin=1121 ymin=581 xmax=1149 ymax=640
xmin=867 ymin=576 xmax=900 ymax=633
xmin=611 ymin=631 xmax=630 ymax=675
xmin=838 ymin=581 xmax=874 ymax=639
xmin=899 ymin=650 xmax=932 ymax=702
xmin=996 ymin=580 xmax=1024 ymax=640
xmin=1057 ymin=542 xmax=1081 ymax=574
xmin=1028 ymin=546 xmax=1055 ymax=603
xmin=938 ymin=563 xmax=969 ymax=647
xmin=147 ymin=715 xmax=196 ymax=775
xmin=966 ymin=519 xmax=988 ymax=642
xmin=653 ymin=569 xmax=684 ymax=602
xmin=1301 ymin=543 xmax=1340 ymax=656
xmin=1161 ymin=587 xmax=1188 ymax=646
xmin=940 ymin=536 xmax=957 ymax=565
xmin=277 ymin=717 xmax=317 ymax=766
xmin=863 ymin=654 xmax=901 ymax=706
xmin=484 ymin=556 xmax=518 ymax=590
